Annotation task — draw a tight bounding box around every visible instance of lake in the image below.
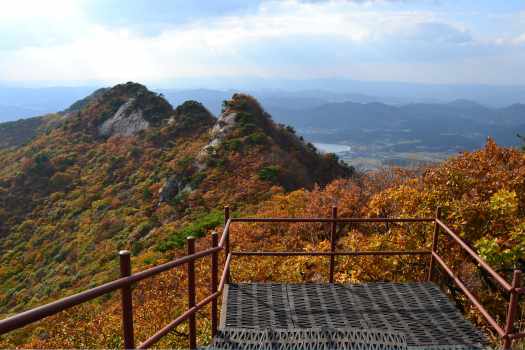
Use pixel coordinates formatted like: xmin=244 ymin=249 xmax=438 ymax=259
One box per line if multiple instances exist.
xmin=313 ymin=143 xmax=352 ymax=153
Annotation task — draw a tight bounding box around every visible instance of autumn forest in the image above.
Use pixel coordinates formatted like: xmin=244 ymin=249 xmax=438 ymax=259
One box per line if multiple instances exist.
xmin=0 ymin=82 xmax=523 ymax=348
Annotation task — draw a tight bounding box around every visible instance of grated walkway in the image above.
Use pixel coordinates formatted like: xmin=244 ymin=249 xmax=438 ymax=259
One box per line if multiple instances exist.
xmin=219 ymin=282 xmax=487 ymax=349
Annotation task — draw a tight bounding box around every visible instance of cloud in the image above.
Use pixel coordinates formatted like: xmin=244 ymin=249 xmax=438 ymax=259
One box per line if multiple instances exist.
xmin=82 ymin=0 xmax=262 ymax=36
xmin=402 ymin=22 xmax=472 ymax=43
xmin=0 ymin=0 xmax=89 ymax=50
xmin=0 ymin=0 xmax=524 ymax=85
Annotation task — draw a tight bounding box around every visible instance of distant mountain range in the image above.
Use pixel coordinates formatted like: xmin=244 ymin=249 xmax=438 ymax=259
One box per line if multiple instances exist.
xmin=158 ymin=88 xmax=424 ymax=116
xmin=2 ymin=83 xmax=525 ymax=123
xmin=0 ymin=87 xmax=96 ymax=122
xmin=269 ymin=99 xmax=525 ymax=152
xmin=1 ymin=85 xmax=524 ymax=156
xmin=151 ymin=77 xmax=525 ymax=107
xmin=160 ymin=88 xmax=525 ymax=152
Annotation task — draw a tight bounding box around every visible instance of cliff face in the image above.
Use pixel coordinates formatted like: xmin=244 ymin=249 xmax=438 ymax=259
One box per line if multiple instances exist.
xmin=63 ymin=82 xmax=174 ymax=138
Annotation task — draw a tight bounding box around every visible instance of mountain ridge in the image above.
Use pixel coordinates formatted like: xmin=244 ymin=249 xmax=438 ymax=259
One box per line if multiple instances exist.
xmin=0 ymin=82 xmax=353 ymax=316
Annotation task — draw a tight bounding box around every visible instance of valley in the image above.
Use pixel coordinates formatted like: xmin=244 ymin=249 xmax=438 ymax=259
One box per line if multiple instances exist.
xmin=313 ymin=140 xmax=449 ymax=170
xmin=1 ymin=87 xmax=524 ymax=170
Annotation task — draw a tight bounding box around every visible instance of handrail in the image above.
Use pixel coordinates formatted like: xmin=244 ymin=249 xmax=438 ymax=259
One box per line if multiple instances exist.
xmin=232 ymin=250 xmax=431 ymax=256
xmin=0 ymin=245 xmax=221 ymax=335
xmin=231 ymin=217 xmax=434 ymax=223
xmin=431 ymin=252 xmax=506 ymax=336
xmin=219 ymin=253 xmax=232 ymax=292
xmin=218 ymin=218 xmax=231 ymax=248
xmin=432 ymin=217 xmax=524 ymax=349
xmin=137 ymin=289 xmax=221 ymax=349
xmin=138 ymin=253 xmax=233 ymax=349
xmin=0 ymin=208 xmax=521 ymax=349
xmin=435 ymin=219 xmax=512 ymax=292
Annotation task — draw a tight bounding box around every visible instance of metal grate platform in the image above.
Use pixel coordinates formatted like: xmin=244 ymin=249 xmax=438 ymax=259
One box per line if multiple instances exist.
xmin=210 ymin=327 xmax=409 ymax=350
xmin=219 ymin=283 xmax=487 ymax=349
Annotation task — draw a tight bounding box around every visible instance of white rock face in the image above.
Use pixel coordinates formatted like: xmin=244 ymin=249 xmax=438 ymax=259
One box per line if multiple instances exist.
xmin=98 ymin=98 xmax=150 ymax=137
xmin=209 ymin=112 xmax=237 ymax=139
xmin=195 ymin=112 xmax=237 ymax=169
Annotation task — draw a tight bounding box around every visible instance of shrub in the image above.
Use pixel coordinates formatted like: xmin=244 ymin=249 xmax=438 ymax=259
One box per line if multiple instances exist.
xmin=131 ymin=241 xmax=143 ymax=255
xmin=177 ymin=156 xmax=194 ymax=169
xmin=190 ymin=172 xmax=206 ymax=188
xmin=235 ymin=112 xmax=255 ymax=126
xmin=247 ymin=132 xmax=266 ymax=145
xmin=143 ymin=187 xmax=152 ymax=199
xmin=50 ymin=172 xmax=73 ymax=190
xmin=223 ymin=138 xmax=242 ymax=151
xmin=156 ymin=210 xmax=223 ymax=251
xmin=258 ymin=166 xmax=280 ymax=183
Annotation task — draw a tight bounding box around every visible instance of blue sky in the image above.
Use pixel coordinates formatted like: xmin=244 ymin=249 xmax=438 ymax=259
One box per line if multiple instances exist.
xmin=1 ymin=0 xmax=524 ymax=86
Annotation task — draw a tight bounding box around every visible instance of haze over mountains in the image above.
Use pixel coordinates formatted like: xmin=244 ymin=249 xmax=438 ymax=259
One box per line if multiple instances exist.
xmin=2 ymin=77 xmax=525 ymax=122
xmin=1 ymin=83 xmax=524 ymax=169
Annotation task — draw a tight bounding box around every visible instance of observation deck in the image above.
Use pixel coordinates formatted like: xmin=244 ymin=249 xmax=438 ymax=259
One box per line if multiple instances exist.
xmin=215 ymin=282 xmax=486 ymax=349
xmin=0 ymin=207 xmax=522 ymax=349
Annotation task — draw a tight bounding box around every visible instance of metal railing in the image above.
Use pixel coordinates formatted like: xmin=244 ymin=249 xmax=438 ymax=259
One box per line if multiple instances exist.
xmin=0 ymin=206 xmax=522 ymax=349
xmin=428 ymin=209 xmax=524 ymax=349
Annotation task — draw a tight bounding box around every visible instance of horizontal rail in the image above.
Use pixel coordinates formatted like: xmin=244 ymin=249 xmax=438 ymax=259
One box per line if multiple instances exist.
xmin=435 ymin=219 xmax=512 ymax=292
xmin=139 ymin=253 xmax=232 ymax=349
xmin=218 ymin=218 xmax=231 ymax=248
xmin=1 ymin=213 xmax=518 ymax=349
xmin=0 ymin=245 xmax=221 ymax=335
xmin=432 ymin=252 xmax=505 ymax=337
xmin=231 ymin=217 xmax=435 ymax=223
xmin=138 ymin=291 xmax=221 ymax=349
xmin=219 ymin=253 xmax=232 ymax=292
xmin=232 ymin=250 xmax=431 ymax=257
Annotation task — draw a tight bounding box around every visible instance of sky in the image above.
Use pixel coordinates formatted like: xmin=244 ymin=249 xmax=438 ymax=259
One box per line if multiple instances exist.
xmin=1 ymin=0 xmax=525 ymax=87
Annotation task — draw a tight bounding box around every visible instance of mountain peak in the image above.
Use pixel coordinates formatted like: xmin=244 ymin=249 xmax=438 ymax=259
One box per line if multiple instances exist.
xmin=168 ymin=100 xmax=216 ymax=134
xmin=223 ymin=93 xmax=265 ymax=117
xmin=67 ymin=82 xmax=174 ymax=137
xmin=196 ymin=93 xmax=353 ymax=189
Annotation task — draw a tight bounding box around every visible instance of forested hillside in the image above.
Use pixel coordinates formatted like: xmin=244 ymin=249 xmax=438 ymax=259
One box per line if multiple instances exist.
xmin=0 ymin=83 xmax=523 ymax=349
xmin=0 ymin=82 xmax=352 ymax=321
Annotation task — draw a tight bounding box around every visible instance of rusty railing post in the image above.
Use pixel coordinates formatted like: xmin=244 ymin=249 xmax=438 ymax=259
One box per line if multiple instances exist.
xmin=224 ymin=206 xmax=231 ymax=284
xmin=427 ymin=207 xmax=442 ymax=282
xmin=119 ymin=250 xmax=135 ymax=350
xmin=503 ymin=270 xmax=522 ymax=349
xmin=329 ymin=206 xmax=338 ymax=283
xmin=187 ymin=237 xmax=197 ymax=350
xmin=211 ymin=231 xmax=219 ymax=338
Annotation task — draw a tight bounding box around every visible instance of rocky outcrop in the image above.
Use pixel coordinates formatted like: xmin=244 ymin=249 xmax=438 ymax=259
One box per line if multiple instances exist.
xmin=64 ymin=82 xmax=175 ymax=137
xmin=98 ymin=98 xmax=150 ymax=137
xmin=158 ymin=175 xmax=193 ymax=203
xmin=194 ymin=93 xmax=354 ymax=189
xmin=196 ymin=93 xmax=268 ymax=165
xmin=197 ymin=110 xmax=237 ymax=163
